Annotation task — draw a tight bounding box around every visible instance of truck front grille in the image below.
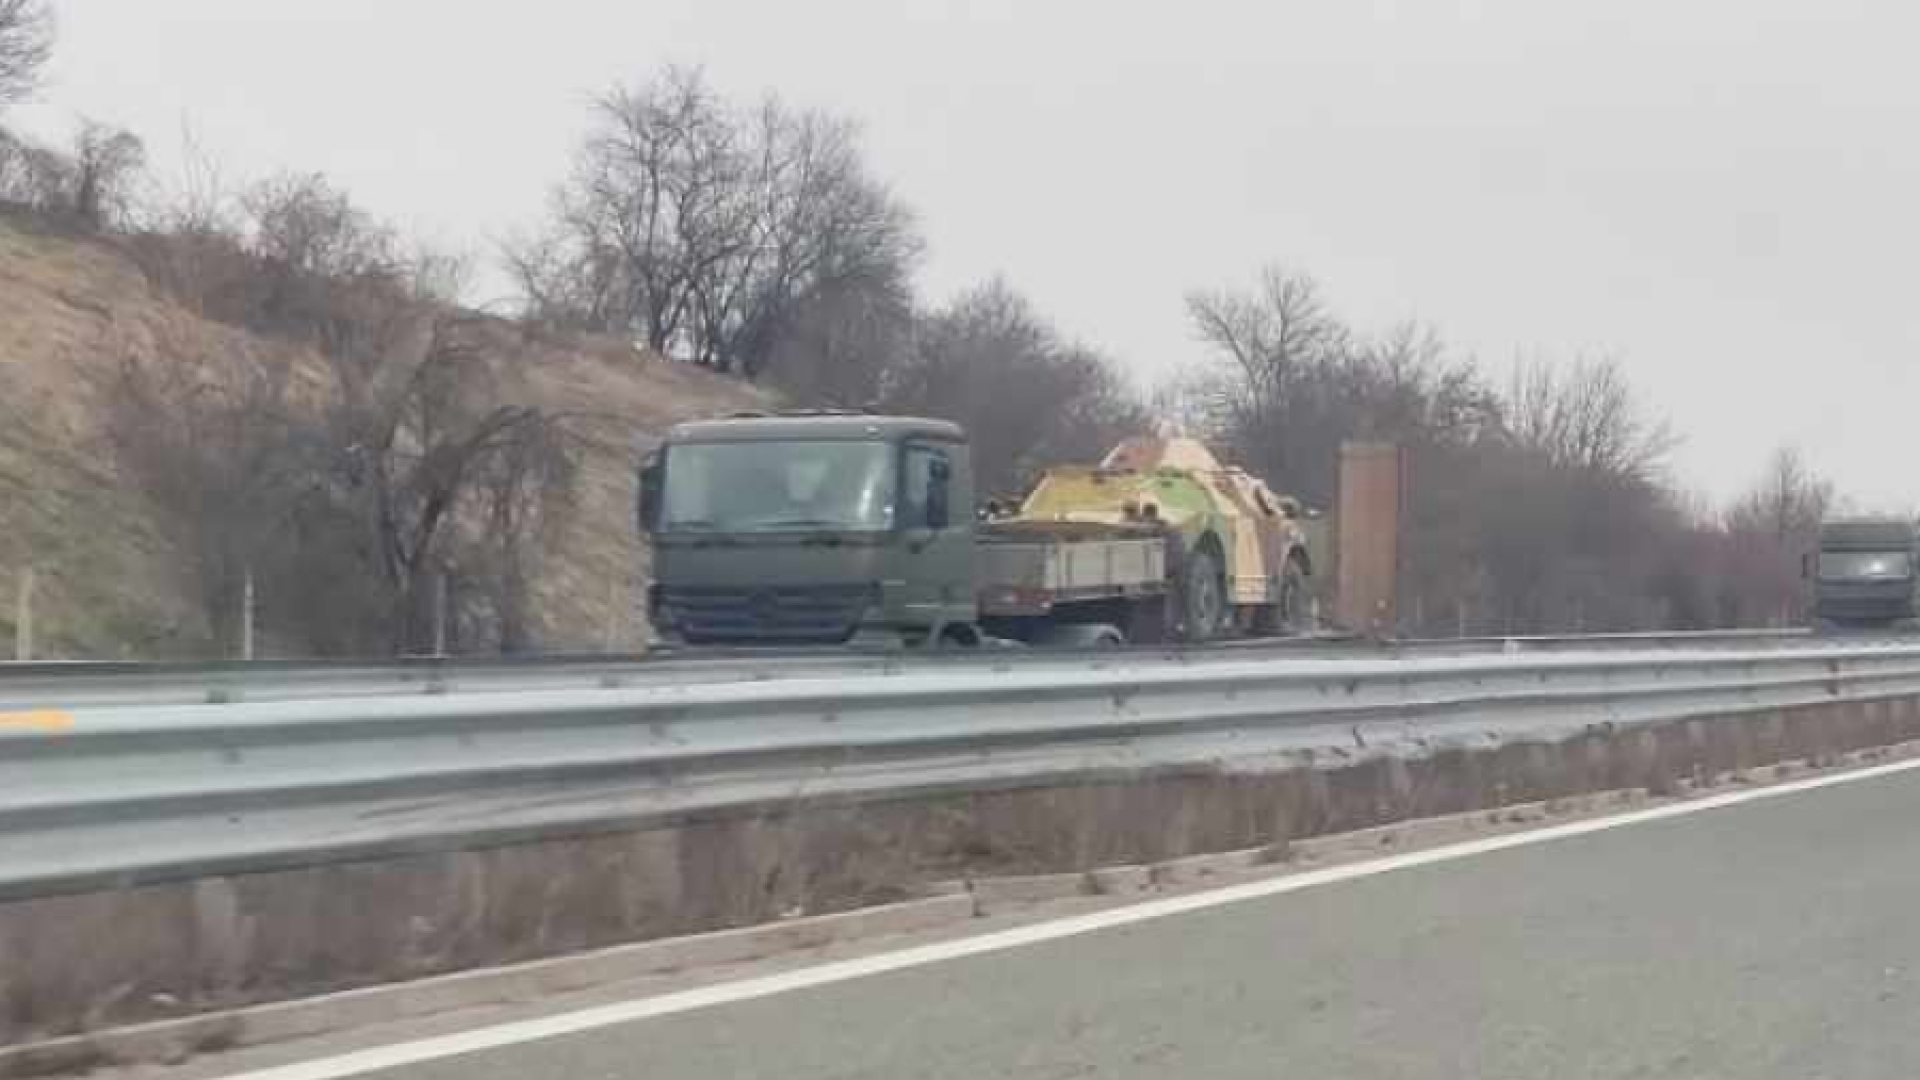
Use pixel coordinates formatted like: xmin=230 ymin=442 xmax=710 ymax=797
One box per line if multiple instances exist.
xmin=657 ymin=585 xmax=871 ymax=644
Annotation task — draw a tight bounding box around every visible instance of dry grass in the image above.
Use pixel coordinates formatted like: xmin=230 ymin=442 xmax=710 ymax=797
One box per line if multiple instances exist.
xmin=0 ymin=214 xmax=215 ymax=655
xmin=0 ymin=213 xmax=770 ymax=658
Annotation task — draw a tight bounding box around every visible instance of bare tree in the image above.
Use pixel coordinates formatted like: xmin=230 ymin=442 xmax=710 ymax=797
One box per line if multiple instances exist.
xmin=1184 ymin=266 xmax=1705 ymax=636
xmin=0 ymin=123 xmax=64 ymax=209
xmin=501 ymin=225 xmax=598 ymax=333
xmin=108 ymin=345 xmax=325 ymax=651
xmin=1717 ymin=445 xmax=1832 ymax=626
xmin=1186 ymin=268 xmax=1345 ymax=500
xmin=462 ymin=417 xmax=578 ymax=653
xmin=505 ymin=67 xmax=741 ymax=350
xmin=0 ymin=119 xmax=145 ymax=229
xmin=1725 ymin=445 xmax=1831 ymax=541
xmin=515 ymin=67 xmax=920 ymax=379
xmin=1507 ymin=355 xmax=1676 ymax=482
xmin=122 ymin=171 xmax=581 ymax=656
xmin=1185 ymin=266 xmax=1496 ymax=508
xmin=136 ymin=170 xmax=403 ymax=336
xmin=69 ymin=121 xmax=144 ymax=228
xmin=122 ymin=127 xmax=254 ymax=321
xmin=0 ymin=0 xmax=51 ymax=106
xmin=885 ymin=280 xmax=1150 ymax=497
xmin=699 ymin=102 xmax=920 ymax=377
xmin=1186 ymin=267 xmax=1346 ymax=409
xmin=245 ymin=172 xmax=397 ymax=279
xmin=310 ymin=284 xmax=577 ymax=653
xmin=760 ymin=258 xmax=914 ymax=407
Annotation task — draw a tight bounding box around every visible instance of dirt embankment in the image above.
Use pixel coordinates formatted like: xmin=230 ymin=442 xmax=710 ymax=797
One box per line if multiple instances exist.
xmin=0 ymin=211 xmax=769 ymax=658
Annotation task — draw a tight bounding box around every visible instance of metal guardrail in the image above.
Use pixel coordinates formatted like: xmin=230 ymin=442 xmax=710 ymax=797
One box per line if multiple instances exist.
xmin=0 ymin=628 xmax=1862 ymax=711
xmin=4 ymin=641 xmax=1920 ymax=901
xmin=1400 ymin=627 xmax=1815 ymax=650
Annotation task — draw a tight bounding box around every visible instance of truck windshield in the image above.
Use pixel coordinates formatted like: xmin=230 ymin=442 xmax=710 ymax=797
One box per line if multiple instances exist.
xmin=1818 ymin=551 xmax=1912 ymax=581
xmin=662 ymin=440 xmax=896 ymax=534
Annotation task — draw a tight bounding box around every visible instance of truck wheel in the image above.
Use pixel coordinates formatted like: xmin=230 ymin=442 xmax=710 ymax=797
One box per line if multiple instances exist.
xmin=1277 ymin=559 xmax=1308 ymax=633
xmin=1252 ymin=560 xmax=1308 ymax=636
xmin=1029 ymin=623 xmax=1126 ymax=649
xmin=1181 ymin=549 xmax=1227 ymax=642
xmin=933 ymin=623 xmax=983 ymax=649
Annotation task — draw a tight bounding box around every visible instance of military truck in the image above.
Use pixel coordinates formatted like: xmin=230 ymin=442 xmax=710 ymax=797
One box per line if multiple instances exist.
xmin=637 ymin=412 xmax=1317 ymax=647
xmin=1810 ymin=516 xmax=1920 ymax=630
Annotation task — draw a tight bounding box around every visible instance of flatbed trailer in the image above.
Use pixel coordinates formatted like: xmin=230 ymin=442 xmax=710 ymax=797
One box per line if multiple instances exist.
xmin=975 ymin=530 xmax=1171 ymax=645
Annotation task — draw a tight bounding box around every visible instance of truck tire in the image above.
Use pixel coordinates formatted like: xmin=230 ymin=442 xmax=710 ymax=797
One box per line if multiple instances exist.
xmin=1252 ymin=558 xmax=1309 ymax=636
xmin=1181 ymin=548 xmax=1227 ymax=642
xmin=1277 ymin=558 xmax=1309 ymax=633
xmin=933 ymin=623 xmax=984 ymax=649
xmin=1029 ymin=623 xmax=1126 ymax=649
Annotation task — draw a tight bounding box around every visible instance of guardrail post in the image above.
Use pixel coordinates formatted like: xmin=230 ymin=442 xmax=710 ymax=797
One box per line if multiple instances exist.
xmin=241 ymin=567 xmax=256 ymax=662
xmin=14 ymin=566 xmax=33 ymax=662
xmin=432 ymin=572 xmax=449 ymax=658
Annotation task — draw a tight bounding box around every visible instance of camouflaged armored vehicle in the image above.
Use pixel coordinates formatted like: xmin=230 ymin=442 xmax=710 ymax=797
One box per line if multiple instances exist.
xmin=979 ymin=435 xmax=1316 ymax=642
xmin=638 ymin=414 xmax=1316 ymax=647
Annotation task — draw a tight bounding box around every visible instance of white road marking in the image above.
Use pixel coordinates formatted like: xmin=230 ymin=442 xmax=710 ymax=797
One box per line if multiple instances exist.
xmin=217 ymin=754 xmax=1920 ymax=1080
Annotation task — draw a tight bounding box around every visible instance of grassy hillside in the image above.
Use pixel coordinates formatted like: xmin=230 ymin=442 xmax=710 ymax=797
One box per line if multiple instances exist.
xmin=0 ymin=210 xmax=770 ymax=658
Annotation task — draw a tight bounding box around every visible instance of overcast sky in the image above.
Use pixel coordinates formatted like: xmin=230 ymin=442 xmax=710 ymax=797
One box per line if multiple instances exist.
xmin=18 ymin=0 xmax=1920 ymax=507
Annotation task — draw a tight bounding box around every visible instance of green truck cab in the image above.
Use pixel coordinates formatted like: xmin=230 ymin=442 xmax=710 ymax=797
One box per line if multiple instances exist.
xmin=638 ymin=412 xmax=1316 ymax=648
xmin=640 ymin=414 xmax=977 ymax=646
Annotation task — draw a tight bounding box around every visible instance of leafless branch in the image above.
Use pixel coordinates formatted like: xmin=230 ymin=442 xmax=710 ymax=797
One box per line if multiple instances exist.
xmin=0 ymin=0 xmax=52 ymax=106
xmin=516 ymin=67 xmax=920 ymax=379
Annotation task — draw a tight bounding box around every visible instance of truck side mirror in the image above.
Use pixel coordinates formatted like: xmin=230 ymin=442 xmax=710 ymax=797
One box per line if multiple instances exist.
xmin=927 ymin=457 xmax=952 ymax=529
xmin=637 ymin=453 xmax=664 ymax=534
xmin=1801 ymin=552 xmax=1813 ymax=580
